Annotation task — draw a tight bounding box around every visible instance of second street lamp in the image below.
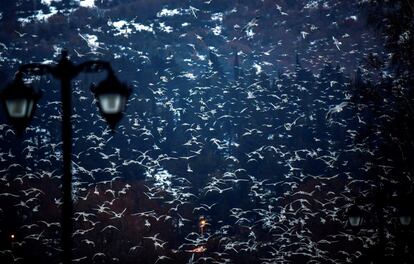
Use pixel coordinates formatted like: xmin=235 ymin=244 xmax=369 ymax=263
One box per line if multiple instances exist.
xmin=346 ymin=188 xmax=414 ymax=262
xmin=0 ymin=50 xmax=132 ymax=264
xmin=347 ymin=204 xmax=364 ymax=231
xmin=91 ymin=70 xmax=131 ymax=129
xmin=398 ymin=201 xmax=413 ymax=227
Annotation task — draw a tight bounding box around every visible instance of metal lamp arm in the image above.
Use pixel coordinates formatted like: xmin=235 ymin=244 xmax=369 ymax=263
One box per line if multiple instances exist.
xmin=17 ymin=63 xmax=55 ymax=78
xmin=15 ymin=56 xmax=114 ymax=82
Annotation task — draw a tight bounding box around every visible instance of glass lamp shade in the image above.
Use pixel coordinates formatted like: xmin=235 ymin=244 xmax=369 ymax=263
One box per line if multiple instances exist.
xmin=5 ymin=98 xmax=34 ymax=118
xmin=348 ymin=215 xmax=363 ymax=227
xmin=347 ymin=204 xmax=364 ymax=229
xmin=91 ymin=72 xmax=131 ymax=129
xmin=98 ymin=93 xmax=126 ymax=115
xmin=1 ymin=76 xmax=40 ymax=132
xmin=399 ymin=215 xmax=412 ymax=226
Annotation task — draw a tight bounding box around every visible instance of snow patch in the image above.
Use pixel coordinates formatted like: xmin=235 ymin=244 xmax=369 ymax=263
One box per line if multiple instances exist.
xmin=212 ymin=25 xmax=222 ymax=36
xmin=157 ymin=8 xmax=181 ymax=17
xmin=41 ymin=0 xmax=62 ymax=6
xmin=133 ymin=23 xmax=154 ymax=33
xmin=17 ymin=7 xmax=58 ymax=25
xmin=182 ymin=72 xmax=197 ymax=80
xmin=159 ymin=22 xmax=173 ymax=33
xmin=211 ymin=13 xmax=223 ymax=22
xmin=253 ymin=63 xmax=262 ymax=74
xmin=108 ymin=19 xmax=154 ymax=37
xmin=79 ymin=0 xmax=95 ymax=8
xmin=303 ymin=0 xmax=321 ymax=10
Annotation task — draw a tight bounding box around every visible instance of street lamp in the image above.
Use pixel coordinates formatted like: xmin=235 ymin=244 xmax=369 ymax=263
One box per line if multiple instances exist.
xmin=91 ymin=70 xmax=131 ymax=129
xmin=0 ymin=50 xmax=131 ymax=264
xmin=0 ymin=73 xmax=41 ymax=132
xmin=398 ymin=202 xmax=413 ymax=227
xmin=399 ymin=215 xmax=412 ymax=227
xmin=346 ymin=188 xmax=414 ymax=263
xmin=347 ymin=204 xmax=364 ymax=231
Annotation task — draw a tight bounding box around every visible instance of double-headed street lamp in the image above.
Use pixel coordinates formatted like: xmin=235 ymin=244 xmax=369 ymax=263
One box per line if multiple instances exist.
xmin=0 ymin=50 xmax=131 ymax=264
xmin=346 ymin=188 xmax=413 ymax=263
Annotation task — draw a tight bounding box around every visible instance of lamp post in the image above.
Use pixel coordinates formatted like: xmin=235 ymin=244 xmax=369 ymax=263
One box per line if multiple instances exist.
xmin=0 ymin=50 xmax=131 ymax=264
xmin=346 ymin=188 xmax=413 ymax=263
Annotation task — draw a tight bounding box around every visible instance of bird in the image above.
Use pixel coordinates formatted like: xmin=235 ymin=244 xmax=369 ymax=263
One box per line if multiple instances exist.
xmin=92 ymin=253 xmax=106 ymax=261
xmin=240 ymin=17 xmax=260 ymax=33
xmin=14 ymin=30 xmax=27 ymax=37
xmin=37 ymin=221 xmax=60 ymax=228
xmin=0 ymin=42 xmax=8 ymax=50
xmin=326 ymin=102 xmax=348 ymax=119
xmin=81 ymin=239 xmax=96 ymax=247
xmin=192 ymin=203 xmax=217 ymax=213
xmin=73 ymin=49 xmax=85 ymax=57
xmin=100 ymin=225 xmax=120 ymax=232
xmin=332 ymin=36 xmax=342 ymax=50
xmin=72 ymin=227 xmax=94 ymax=236
xmin=110 ymin=208 xmax=127 ymax=219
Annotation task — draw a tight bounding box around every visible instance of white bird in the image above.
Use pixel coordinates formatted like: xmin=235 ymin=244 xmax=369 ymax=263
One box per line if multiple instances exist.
xmin=110 ymin=208 xmax=127 ymax=219
xmin=300 ymin=31 xmax=309 ymax=39
xmin=326 ymin=102 xmax=348 ymax=119
xmin=241 ymin=17 xmax=259 ymax=33
xmin=81 ymin=239 xmax=96 ymax=247
xmin=0 ymin=42 xmax=8 ymax=49
xmin=332 ymin=36 xmax=342 ymax=50
xmin=14 ymin=30 xmax=27 ymax=37
xmin=100 ymin=225 xmax=120 ymax=232
xmin=73 ymin=49 xmax=85 ymax=57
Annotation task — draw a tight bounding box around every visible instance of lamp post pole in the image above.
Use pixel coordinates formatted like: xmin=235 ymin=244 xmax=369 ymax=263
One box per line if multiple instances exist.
xmin=59 ymin=54 xmax=75 ymax=264
xmin=2 ymin=50 xmax=131 ymax=264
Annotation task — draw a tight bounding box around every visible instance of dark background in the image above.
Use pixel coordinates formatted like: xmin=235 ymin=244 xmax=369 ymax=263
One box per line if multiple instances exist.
xmin=0 ymin=0 xmax=413 ymax=263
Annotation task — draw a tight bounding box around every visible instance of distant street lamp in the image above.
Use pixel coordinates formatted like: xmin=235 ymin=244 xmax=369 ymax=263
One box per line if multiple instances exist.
xmin=399 ymin=215 xmax=412 ymax=227
xmin=346 ymin=188 xmax=413 ymax=263
xmin=398 ymin=202 xmax=413 ymax=227
xmin=347 ymin=204 xmax=364 ymax=231
xmin=199 ymin=216 xmax=207 ymax=236
xmin=0 ymin=50 xmax=131 ymax=264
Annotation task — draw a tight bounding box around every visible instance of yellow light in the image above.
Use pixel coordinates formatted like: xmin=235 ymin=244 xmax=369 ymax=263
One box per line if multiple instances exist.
xmin=199 ymin=219 xmax=207 ymax=228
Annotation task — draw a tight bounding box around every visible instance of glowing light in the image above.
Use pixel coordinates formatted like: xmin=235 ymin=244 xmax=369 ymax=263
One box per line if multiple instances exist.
xmin=199 ymin=219 xmax=207 ymax=228
xmin=199 ymin=216 xmax=207 ymax=236
xmin=186 ymin=245 xmax=207 ymax=253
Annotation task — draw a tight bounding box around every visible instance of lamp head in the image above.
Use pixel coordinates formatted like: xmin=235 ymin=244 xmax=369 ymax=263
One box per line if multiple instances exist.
xmin=398 ymin=201 xmax=413 ymax=227
xmin=347 ymin=204 xmax=364 ymax=231
xmin=0 ymin=74 xmax=41 ymax=133
xmin=91 ymin=71 xmax=131 ymax=130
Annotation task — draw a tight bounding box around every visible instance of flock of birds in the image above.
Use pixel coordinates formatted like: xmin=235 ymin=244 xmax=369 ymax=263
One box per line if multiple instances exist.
xmin=0 ymin=0 xmax=399 ymax=263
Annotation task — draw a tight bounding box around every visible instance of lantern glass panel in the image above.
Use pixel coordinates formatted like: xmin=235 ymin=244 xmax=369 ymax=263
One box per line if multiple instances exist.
xmin=399 ymin=215 xmax=411 ymax=226
xmin=348 ymin=216 xmax=362 ymax=227
xmin=5 ymin=98 xmax=32 ymax=118
xmin=98 ymin=93 xmax=125 ymax=114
